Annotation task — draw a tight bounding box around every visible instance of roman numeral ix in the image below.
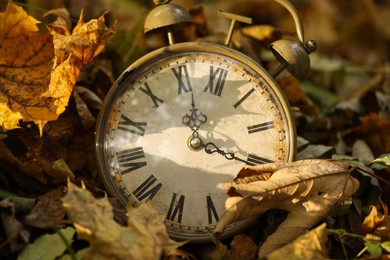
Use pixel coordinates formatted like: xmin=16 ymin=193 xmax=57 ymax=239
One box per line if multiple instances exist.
xmin=116 ymin=147 xmax=147 ymax=174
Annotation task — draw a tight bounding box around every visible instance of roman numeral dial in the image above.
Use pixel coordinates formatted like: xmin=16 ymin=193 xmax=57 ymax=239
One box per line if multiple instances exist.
xmin=97 ymin=50 xmax=294 ymax=242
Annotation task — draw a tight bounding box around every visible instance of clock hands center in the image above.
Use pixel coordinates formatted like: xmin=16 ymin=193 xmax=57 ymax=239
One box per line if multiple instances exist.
xmin=181 ymin=93 xmax=250 ymax=164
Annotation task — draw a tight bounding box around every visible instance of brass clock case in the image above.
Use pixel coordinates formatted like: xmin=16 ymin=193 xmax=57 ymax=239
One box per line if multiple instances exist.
xmin=95 ymin=41 xmax=296 ymax=242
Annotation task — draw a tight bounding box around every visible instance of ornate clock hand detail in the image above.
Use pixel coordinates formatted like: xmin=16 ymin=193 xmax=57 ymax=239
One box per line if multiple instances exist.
xmin=182 ymin=93 xmax=207 ymax=132
xmin=182 ymin=93 xmax=208 ymax=150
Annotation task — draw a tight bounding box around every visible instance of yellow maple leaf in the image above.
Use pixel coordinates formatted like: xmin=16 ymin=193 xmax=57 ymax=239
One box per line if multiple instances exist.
xmin=0 ymin=1 xmax=114 ymax=134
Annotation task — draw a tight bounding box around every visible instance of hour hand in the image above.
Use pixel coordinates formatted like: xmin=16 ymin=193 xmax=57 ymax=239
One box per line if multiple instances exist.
xmin=181 ymin=93 xmax=207 ymax=132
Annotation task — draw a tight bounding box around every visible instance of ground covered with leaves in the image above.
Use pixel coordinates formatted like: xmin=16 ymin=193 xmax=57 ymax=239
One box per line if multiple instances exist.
xmin=0 ymin=0 xmax=390 ymax=259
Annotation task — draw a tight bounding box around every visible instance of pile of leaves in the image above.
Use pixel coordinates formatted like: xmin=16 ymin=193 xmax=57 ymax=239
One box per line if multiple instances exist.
xmin=0 ymin=0 xmax=390 ymax=259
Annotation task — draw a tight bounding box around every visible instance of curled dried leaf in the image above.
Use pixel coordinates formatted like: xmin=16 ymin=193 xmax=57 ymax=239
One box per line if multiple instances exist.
xmin=362 ymin=199 xmax=390 ymax=241
xmin=62 ymin=182 xmax=183 ymax=259
xmin=214 ymin=159 xmax=360 ymax=256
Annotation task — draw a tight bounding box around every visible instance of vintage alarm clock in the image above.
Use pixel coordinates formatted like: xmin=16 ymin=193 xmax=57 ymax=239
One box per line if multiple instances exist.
xmin=95 ymin=0 xmax=316 ymax=242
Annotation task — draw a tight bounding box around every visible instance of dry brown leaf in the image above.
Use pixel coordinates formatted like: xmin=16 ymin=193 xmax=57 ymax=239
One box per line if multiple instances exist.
xmin=62 ymin=182 xmax=183 ymax=260
xmin=352 ymin=113 xmax=390 ymax=157
xmin=0 ymin=198 xmax=35 ymax=252
xmin=266 ymin=223 xmax=329 ymax=259
xmin=278 ymin=76 xmax=319 ymax=116
xmin=23 ymin=186 xmax=67 ymax=229
xmin=43 ymin=8 xmax=71 ymax=36
xmin=0 ymin=2 xmax=114 ymax=134
xmin=224 ymin=234 xmax=258 ymax=260
xmin=362 ymin=200 xmax=390 ymax=241
xmin=213 ymin=159 xmax=360 ymax=257
xmin=242 ymin=25 xmax=283 ymax=46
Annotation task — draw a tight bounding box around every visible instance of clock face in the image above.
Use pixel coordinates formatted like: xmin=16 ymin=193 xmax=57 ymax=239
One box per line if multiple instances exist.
xmin=96 ymin=43 xmax=295 ymax=241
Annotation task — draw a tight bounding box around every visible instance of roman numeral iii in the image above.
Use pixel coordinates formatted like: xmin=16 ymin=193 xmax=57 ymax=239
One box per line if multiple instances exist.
xmin=203 ymin=66 xmax=228 ymax=96
xmin=247 ymin=121 xmax=274 ymax=134
xmin=116 ymin=147 xmax=147 ymax=174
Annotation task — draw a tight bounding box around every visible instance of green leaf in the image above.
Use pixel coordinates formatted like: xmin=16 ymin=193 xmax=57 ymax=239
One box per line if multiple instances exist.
xmin=371 ymin=153 xmax=390 ymax=170
xmin=17 ymin=227 xmax=75 ymax=260
xmin=381 ymin=241 xmax=390 ymax=253
xmin=300 ymin=81 xmax=339 ymax=116
xmin=365 ymin=241 xmax=382 ymax=256
xmin=297 ymin=144 xmax=334 ymax=160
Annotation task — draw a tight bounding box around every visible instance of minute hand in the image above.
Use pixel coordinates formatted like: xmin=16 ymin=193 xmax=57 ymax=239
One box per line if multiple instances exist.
xmin=203 ymin=142 xmax=251 ymax=165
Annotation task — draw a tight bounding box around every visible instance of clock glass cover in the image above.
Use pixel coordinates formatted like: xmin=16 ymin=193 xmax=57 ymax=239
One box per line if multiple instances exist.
xmin=96 ymin=42 xmax=295 ymax=241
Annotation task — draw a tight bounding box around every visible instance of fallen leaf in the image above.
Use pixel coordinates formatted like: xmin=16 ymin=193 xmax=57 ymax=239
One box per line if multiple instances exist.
xmin=352 ymin=139 xmax=375 ymax=165
xmin=224 ymin=234 xmax=258 ymax=260
xmin=278 ymin=76 xmax=319 ymax=116
xmin=213 ymin=159 xmax=360 ymax=257
xmin=73 ymin=90 xmax=96 ymax=130
xmin=74 ymin=86 xmax=103 ymax=110
xmin=266 ymin=223 xmax=329 ymax=259
xmin=23 ymin=186 xmax=67 ymax=229
xmin=0 ymin=2 xmax=114 ymax=134
xmin=296 ymin=143 xmax=334 ymax=160
xmin=0 ymin=198 xmax=35 ymax=252
xmin=351 ymin=113 xmax=390 ymax=157
xmin=0 ymin=103 xmax=22 ymax=131
xmin=61 ymin=182 xmax=183 ymax=259
xmin=0 ymin=1 xmax=53 ymax=133
xmin=362 ymin=200 xmax=390 ymax=241
xmin=242 ymin=25 xmax=283 ymax=46
xmin=44 ymin=159 xmax=75 ymax=182
xmin=43 ymin=8 xmax=71 ymax=36
xmin=17 ymin=227 xmax=75 ymax=260
xmin=371 ymin=154 xmax=390 ymax=170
